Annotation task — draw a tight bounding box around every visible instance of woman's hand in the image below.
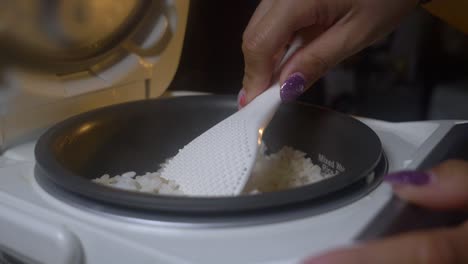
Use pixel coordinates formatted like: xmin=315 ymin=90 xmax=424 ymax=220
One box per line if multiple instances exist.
xmin=303 ymin=159 xmax=468 ymax=264
xmin=239 ymin=0 xmax=419 ymax=107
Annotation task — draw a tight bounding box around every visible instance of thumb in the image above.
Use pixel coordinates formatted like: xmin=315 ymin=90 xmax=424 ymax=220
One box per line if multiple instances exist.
xmin=303 ymin=223 xmax=468 ymax=264
xmin=383 ymin=159 xmax=468 ymax=211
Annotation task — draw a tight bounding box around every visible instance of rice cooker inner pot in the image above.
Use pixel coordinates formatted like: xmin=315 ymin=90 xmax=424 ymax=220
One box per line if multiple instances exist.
xmin=34 ymin=95 xmax=386 ymax=221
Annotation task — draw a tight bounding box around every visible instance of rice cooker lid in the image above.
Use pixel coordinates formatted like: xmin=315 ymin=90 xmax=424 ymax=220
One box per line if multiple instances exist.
xmin=1 ymin=0 xmax=170 ymax=74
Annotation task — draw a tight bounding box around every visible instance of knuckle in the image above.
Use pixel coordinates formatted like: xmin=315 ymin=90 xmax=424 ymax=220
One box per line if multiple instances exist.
xmin=242 ymin=31 xmax=269 ymax=58
xmin=303 ymin=0 xmax=330 ymax=25
xmin=241 ymin=37 xmax=259 ymax=57
xmin=241 ymin=30 xmax=251 ymax=49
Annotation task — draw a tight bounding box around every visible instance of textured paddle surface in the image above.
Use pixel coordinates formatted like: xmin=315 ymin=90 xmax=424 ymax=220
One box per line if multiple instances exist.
xmin=160 ymin=111 xmax=259 ymax=196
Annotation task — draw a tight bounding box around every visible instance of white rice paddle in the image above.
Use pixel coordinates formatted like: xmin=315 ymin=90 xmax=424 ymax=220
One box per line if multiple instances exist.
xmin=160 ymin=38 xmax=303 ymax=196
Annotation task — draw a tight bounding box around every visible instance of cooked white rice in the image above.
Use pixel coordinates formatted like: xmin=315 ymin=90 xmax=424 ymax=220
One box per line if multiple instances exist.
xmin=92 ymin=144 xmax=334 ymax=196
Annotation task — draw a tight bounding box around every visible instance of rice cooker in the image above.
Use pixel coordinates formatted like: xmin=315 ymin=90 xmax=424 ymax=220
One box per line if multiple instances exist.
xmin=0 ymin=1 xmax=467 ymax=264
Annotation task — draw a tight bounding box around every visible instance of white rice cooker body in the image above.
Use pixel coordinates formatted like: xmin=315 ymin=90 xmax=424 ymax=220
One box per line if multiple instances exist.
xmin=0 ymin=0 xmax=189 ymax=150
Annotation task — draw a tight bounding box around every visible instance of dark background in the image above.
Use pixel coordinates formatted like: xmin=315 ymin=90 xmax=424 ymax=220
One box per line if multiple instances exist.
xmin=168 ymin=0 xmax=468 ymax=122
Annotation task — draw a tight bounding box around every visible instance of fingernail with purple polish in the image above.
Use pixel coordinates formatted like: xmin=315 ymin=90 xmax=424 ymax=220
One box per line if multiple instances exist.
xmin=280 ymin=73 xmax=306 ymax=102
xmin=237 ymin=88 xmax=247 ymax=109
xmin=383 ymin=171 xmax=432 ymax=186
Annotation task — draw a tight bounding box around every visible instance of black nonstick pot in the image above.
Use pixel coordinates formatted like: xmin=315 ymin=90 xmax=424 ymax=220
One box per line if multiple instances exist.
xmin=34 ymin=95 xmax=386 ymax=216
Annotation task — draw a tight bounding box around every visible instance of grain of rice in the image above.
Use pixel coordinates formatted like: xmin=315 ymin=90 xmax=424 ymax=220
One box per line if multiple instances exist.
xmin=92 ymin=144 xmax=334 ymax=196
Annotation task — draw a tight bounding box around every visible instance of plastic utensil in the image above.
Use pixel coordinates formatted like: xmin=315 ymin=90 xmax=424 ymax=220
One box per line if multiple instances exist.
xmin=160 ymin=37 xmax=303 ymax=196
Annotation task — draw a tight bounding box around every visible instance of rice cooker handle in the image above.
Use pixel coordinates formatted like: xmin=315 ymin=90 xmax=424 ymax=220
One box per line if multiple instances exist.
xmin=356 ymin=195 xmax=468 ymax=240
xmin=122 ymin=8 xmax=174 ymax=57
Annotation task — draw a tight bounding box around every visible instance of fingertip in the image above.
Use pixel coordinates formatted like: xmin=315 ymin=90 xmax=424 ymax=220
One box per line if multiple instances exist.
xmin=383 ymin=171 xmax=433 ymax=187
xmin=278 ymin=49 xmax=323 ymax=103
xmin=280 ymin=72 xmax=306 ymax=102
xmin=237 ymin=88 xmax=247 ymax=109
xmin=383 ymin=170 xmax=438 ymax=201
xmin=382 ymin=168 xmax=468 ymax=210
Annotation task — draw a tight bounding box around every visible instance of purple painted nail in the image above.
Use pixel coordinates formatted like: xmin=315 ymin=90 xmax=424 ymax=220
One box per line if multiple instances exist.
xmin=383 ymin=171 xmax=432 ymax=186
xmin=280 ymin=73 xmax=306 ymax=102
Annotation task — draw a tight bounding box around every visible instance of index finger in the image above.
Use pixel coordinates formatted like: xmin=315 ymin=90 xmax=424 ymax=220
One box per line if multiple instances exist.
xmin=241 ymin=1 xmax=298 ymax=103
